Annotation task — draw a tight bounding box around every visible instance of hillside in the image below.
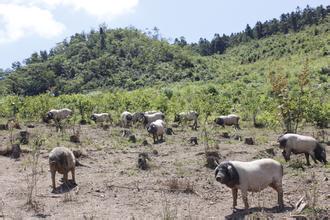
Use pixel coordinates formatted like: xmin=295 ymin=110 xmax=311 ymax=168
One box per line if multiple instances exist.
xmin=0 ymin=27 xmax=207 ymax=95
xmin=0 ymin=5 xmax=329 ymax=96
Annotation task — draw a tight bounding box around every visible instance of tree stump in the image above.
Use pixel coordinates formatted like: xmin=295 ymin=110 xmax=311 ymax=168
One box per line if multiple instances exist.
xmin=165 ymin=128 xmax=175 ymax=135
xmin=142 ymin=139 xmax=149 ymax=146
xmin=0 ymin=146 xmax=10 ymax=156
xmin=26 ymin=124 xmax=35 ymax=128
xmin=232 ymin=134 xmax=242 ymax=141
xmin=152 ymin=149 xmax=158 ymax=156
xmin=129 ymin=135 xmax=136 ymax=143
xmin=70 ymin=135 xmax=80 ymax=143
xmin=137 ymin=153 xmax=149 ymax=170
xmin=205 ymin=151 xmax=220 ymax=169
xmin=102 ymin=124 xmax=110 ymax=130
xmin=222 ymin=132 xmax=230 ymax=139
xmin=11 ymin=144 xmax=21 ymax=159
xmin=265 ymin=148 xmax=275 ymax=156
xmin=121 ymin=129 xmax=132 ymax=138
xmin=42 ymin=115 xmax=51 ymax=124
xmin=244 ymin=137 xmax=255 ymax=145
xmin=0 ymin=124 xmax=8 ymax=130
xmin=73 ymin=149 xmax=83 ymax=158
xmin=18 ymin=131 xmax=30 ymax=144
xmin=189 ymin=137 xmax=198 ymax=145
xmin=80 ymin=119 xmax=87 ymax=125
xmin=13 ymin=122 xmax=21 ymax=129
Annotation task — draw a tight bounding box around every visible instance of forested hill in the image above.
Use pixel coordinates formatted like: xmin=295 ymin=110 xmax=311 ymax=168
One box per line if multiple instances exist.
xmin=0 ymin=5 xmax=329 ymax=96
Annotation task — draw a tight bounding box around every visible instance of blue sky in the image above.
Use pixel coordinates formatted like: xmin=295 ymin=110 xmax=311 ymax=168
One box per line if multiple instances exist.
xmin=0 ymin=0 xmax=328 ymax=70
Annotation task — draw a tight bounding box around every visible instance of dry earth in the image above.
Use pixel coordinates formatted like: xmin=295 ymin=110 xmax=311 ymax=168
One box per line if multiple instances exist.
xmin=0 ymin=120 xmax=329 ymax=220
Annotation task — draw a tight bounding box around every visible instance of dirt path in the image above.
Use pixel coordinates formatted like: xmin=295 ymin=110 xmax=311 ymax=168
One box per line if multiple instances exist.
xmin=0 ymin=123 xmax=329 ymax=219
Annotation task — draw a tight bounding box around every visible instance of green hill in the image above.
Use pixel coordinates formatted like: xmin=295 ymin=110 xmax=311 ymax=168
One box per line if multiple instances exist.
xmin=0 ymin=6 xmax=329 ymax=132
xmin=0 ymin=5 xmax=329 ymax=96
xmin=0 ymin=27 xmax=209 ymax=95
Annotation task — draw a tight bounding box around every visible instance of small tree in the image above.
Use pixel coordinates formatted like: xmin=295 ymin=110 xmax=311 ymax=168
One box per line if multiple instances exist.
xmin=269 ymin=59 xmax=311 ymax=133
xmin=26 ymin=136 xmax=43 ymax=209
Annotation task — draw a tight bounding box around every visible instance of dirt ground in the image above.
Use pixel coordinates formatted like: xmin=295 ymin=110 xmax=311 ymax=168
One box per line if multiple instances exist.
xmin=0 ymin=120 xmax=329 ymax=220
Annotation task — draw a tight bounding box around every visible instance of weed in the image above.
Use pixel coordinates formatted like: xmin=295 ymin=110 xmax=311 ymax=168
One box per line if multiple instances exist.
xmin=166 ymin=178 xmax=179 ymax=192
xmin=63 ymin=191 xmax=75 ymax=203
xmin=165 ymin=178 xmax=195 ymax=194
xmin=161 ymin=194 xmax=177 ymax=220
xmin=288 ymin=159 xmax=305 ymax=171
xmin=25 ymin=136 xmax=44 ymax=211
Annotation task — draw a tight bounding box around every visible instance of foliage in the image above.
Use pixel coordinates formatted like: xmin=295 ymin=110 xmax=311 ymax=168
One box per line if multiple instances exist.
xmin=0 ymin=6 xmax=328 ymax=131
xmin=0 ymin=5 xmax=329 ymax=96
xmin=268 ymin=59 xmax=313 ymax=133
xmin=191 ymin=5 xmax=329 ymax=56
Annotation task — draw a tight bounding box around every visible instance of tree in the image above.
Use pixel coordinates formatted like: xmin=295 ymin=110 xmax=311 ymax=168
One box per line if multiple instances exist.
xmin=99 ymin=26 xmax=106 ymax=50
xmin=244 ymin=24 xmax=254 ymax=40
xmin=152 ymin=27 xmax=160 ymax=40
xmin=174 ymin=36 xmax=187 ymax=47
xmin=25 ymin=52 xmax=40 ymax=65
xmin=11 ymin=61 xmax=21 ymax=71
xmin=254 ymin=21 xmax=264 ymax=39
xmin=210 ymin=34 xmax=227 ymax=54
xmin=289 ymin=12 xmax=299 ymax=32
xmin=40 ymin=50 xmax=48 ymax=62
xmin=269 ymin=18 xmax=280 ymax=34
xmin=268 ymin=59 xmax=311 ymax=133
xmin=280 ymin=13 xmax=289 ymax=34
xmin=197 ymin=38 xmax=211 ymax=56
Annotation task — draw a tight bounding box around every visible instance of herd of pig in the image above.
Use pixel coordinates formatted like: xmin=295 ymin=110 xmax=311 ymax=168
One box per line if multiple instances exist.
xmin=45 ymin=108 xmax=327 ymax=213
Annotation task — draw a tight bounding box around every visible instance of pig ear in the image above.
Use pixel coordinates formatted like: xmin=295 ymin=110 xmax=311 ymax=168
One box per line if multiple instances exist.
xmin=227 ymin=165 xmax=235 ymax=178
xmin=214 ymin=168 xmax=219 ymax=177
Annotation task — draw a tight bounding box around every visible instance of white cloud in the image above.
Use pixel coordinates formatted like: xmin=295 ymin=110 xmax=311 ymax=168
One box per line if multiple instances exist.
xmin=40 ymin=0 xmax=139 ymax=20
xmin=0 ymin=3 xmax=65 ymax=44
xmin=0 ymin=0 xmax=139 ymax=44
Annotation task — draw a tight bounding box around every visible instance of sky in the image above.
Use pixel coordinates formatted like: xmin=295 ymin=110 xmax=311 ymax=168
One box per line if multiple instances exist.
xmin=0 ymin=0 xmax=328 ymax=70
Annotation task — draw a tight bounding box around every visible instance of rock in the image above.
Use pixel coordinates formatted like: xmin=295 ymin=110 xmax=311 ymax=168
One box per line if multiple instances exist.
xmin=323 ymin=177 xmax=328 ymax=181
xmin=11 ymin=144 xmax=21 ymax=159
xmin=244 ymin=137 xmax=255 ymax=145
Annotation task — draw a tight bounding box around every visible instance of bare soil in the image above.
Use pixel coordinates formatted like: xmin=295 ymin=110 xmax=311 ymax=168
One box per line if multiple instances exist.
xmin=0 ymin=121 xmax=329 ymax=219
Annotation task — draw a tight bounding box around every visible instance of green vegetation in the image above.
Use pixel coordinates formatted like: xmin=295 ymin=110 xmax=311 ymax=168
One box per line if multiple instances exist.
xmin=0 ymin=5 xmax=328 ymax=133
